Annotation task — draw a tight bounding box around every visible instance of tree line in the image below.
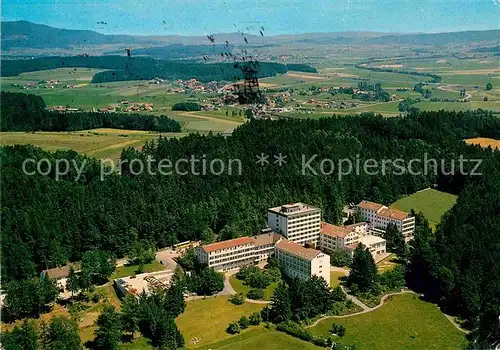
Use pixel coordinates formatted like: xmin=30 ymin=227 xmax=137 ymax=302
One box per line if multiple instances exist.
xmin=355 ymin=62 xmax=442 ymax=83
xmin=1 ymin=56 xmax=310 ymax=83
xmin=1 ymin=92 xmax=181 ymax=132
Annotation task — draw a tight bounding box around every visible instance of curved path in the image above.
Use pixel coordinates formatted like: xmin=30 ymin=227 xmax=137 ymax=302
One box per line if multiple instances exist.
xmin=306 ymin=290 xmax=469 ymax=335
xmin=306 ymin=290 xmax=417 ymax=328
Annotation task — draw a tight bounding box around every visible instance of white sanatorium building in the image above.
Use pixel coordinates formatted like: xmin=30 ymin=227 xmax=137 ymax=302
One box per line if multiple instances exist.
xmin=320 ymin=222 xmax=387 ymax=259
xmin=195 ymin=232 xmax=282 ymax=272
xmin=275 ymin=239 xmax=330 ymax=286
xmin=357 ymin=200 xmax=415 ymax=239
xmin=195 ymin=201 xmax=413 ymax=286
xmin=267 ymin=203 xmax=322 ymax=245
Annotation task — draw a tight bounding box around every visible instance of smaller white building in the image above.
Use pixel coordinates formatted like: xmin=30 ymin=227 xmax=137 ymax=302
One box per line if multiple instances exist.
xmin=357 ymin=200 xmax=415 ymax=239
xmin=319 ymin=221 xmax=386 ymax=260
xmin=275 ymin=239 xmax=330 ymax=286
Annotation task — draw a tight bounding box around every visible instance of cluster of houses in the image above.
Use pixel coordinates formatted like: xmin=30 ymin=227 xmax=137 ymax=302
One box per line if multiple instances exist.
xmin=195 ymin=201 xmax=415 ymax=287
xmin=95 ymin=100 xmax=153 ymax=113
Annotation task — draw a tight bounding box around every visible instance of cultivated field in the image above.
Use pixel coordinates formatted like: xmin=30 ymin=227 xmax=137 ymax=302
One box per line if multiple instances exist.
xmin=311 ymin=293 xmax=466 ymax=350
xmin=0 ymin=130 xmax=186 ymax=162
xmin=391 ymin=188 xmax=457 ymax=228
xmin=465 ymin=137 xmax=500 ymax=149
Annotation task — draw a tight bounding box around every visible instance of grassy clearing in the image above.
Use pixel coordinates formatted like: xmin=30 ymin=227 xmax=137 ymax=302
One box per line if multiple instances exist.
xmin=330 ymin=271 xmax=346 ymax=288
xmin=229 ymin=275 xmax=278 ymax=301
xmin=176 ymin=295 xmax=264 ymax=348
xmin=376 ymin=254 xmax=399 ymax=273
xmin=0 ymin=130 xmax=186 ymax=161
xmin=198 ymin=327 xmax=321 ymax=349
xmin=110 ymin=260 xmax=165 ymax=281
xmin=465 ymin=137 xmax=500 ymax=149
xmin=391 ymin=188 xmax=457 ymax=227
xmin=311 ymin=293 xmax=466 ymax=350
xmin=415 ymin=100 xmax=500 ymax=112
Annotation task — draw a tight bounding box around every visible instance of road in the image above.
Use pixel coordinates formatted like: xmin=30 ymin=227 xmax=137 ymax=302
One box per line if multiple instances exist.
xmin=155 ymin=249 xmax=179 ymax=271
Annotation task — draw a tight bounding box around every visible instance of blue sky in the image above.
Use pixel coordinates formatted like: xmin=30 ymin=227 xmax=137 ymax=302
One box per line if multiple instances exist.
xmin=2 ymin=0 xmax=499 ymax=36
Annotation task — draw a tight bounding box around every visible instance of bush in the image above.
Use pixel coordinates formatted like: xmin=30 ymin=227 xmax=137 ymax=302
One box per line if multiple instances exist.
xmin=249 ymin=311 xmax=262 ymax=325
xmin=229 ymin=293 xmax=245 ymax=305
xmin=276 ymin=321 xmax=313 ymax=342
xmin=247 ymin=289 xmax=265 ymax=300
xmin=238 ymin=316 xmax=249 ymax=329
xmin=331 ymin=323 xmax=346 ymax=337
xmin=226 ymin=321 xmax=240 ymax=334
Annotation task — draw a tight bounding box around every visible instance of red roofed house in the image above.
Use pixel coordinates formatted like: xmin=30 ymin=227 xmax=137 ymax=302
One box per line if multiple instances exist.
xmin=275 ymin=239 xmax=330 ymax=285
xmin=319 ymin=222 xmax=360 ymax=252
xmin=357 ymin=200 xmax=415 ymax=239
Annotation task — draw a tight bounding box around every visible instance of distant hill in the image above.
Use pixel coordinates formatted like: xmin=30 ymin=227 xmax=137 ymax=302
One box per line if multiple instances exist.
xmin=1 ymin=21 xmax=151 ymax=49
xmin=2 ymin=21 xmax=499 ymax=56
xmin=369 ymin=30 xmax=500 ymax=45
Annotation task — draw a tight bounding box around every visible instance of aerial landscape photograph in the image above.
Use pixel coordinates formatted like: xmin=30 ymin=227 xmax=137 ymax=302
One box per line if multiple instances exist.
xmin=0 ymin=0 xmax=499 ymax=349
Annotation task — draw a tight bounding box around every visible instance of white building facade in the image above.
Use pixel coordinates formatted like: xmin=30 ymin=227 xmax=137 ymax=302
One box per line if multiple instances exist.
xmin=275 ymin=240 xmax=330 ymax=286
xmin=319 ymin=221 xmax=387 ymax=260
xmin=267 ymin=203 xmax=322 ymax=245
xmin=357 ymin=200 xmax=415 ymax=239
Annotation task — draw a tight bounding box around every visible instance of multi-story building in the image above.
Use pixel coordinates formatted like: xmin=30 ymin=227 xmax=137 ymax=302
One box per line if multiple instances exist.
xmin=195 ymin=236 xmax=256 ymax=271
xmin=267 ymin=203 xmax=322 ymax=245
xmin=319 ymin=221 xmax=387 ymax=260
xmin=253 ymin=230 xmax=283 ymax=262
xmin=319 ymin=222 xmax=360 ymax=251
xmin=357 ymin=200 xmax=415 ymax=239
xmin=275 ymin=239 xmax=330 ymax=286
xmin=195 ymin=232 xmax=283 ymax=272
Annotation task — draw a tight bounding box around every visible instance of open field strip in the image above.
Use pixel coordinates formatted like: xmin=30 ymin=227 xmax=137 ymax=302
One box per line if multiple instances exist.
xmin=465 ymin=137 xmax=500 ymax=149
xmin=391 ymin=188 xmax=457 ymax=227
xmin=0 ymin=130 xmax=187 ymax=161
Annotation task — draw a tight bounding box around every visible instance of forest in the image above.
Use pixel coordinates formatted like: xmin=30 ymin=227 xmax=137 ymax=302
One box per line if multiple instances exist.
xmin=0 ymin=56 xmax=310 ymax=83
xmin=1 ymin=92 xmax=181 ymax=132
xmin=1 ymin=109 xmax=499 ymax=347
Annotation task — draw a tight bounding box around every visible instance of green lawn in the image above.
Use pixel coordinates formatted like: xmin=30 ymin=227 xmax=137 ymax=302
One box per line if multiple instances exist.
xmin=330 ymin=271 xmax=346 ymax=288
xmin=198 ymin=327 xmax=321 ymax=349
xmin=311 ymin=293 xmax=466 ymax=350
xmin=176 ymin=295 xmax=264 ymax=348
xmin=110 ymin=260 xmax=165 ymax=280
xmin=376 ymin=254 xmax=399 ymax=273
xmin=229 ymin=275 xmax=278 ymax=301
xmin=391 ymin=188 xmax=457 ymax=227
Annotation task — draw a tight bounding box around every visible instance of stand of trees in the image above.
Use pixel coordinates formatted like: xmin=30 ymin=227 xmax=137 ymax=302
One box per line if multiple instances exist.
xmin=1 ymin=56 xmax=302 ymax=83
xmin=1 ymin=92 xmax=181 ymax=132
xmin=406 ymin=169 xmax=500 ymax=349
xmin=355 ymin=62 xmax=442 ymax=83
xmin=1 ymin=316 xmax=83 ymax=350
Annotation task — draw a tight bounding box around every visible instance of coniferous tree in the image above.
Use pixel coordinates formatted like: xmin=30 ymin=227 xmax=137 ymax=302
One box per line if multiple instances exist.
xmin=94 ymin=305 xmax=123 ymax=350
xmin=347 ymin=245 xmax=377 ymax=293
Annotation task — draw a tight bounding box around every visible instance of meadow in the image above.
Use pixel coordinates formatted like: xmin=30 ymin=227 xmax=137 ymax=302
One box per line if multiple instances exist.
xmin=391 ymin=188 xmax=457 ymax=228
xmin=311 ymin=293 xmax=466 ymax=350
xmin=229 ymin=275 xmax=278 ymax=301
xmin=176 ymin=296 xmax=264 ymax=348
xmin=0 ymin=129 xmax=186 ymax=162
